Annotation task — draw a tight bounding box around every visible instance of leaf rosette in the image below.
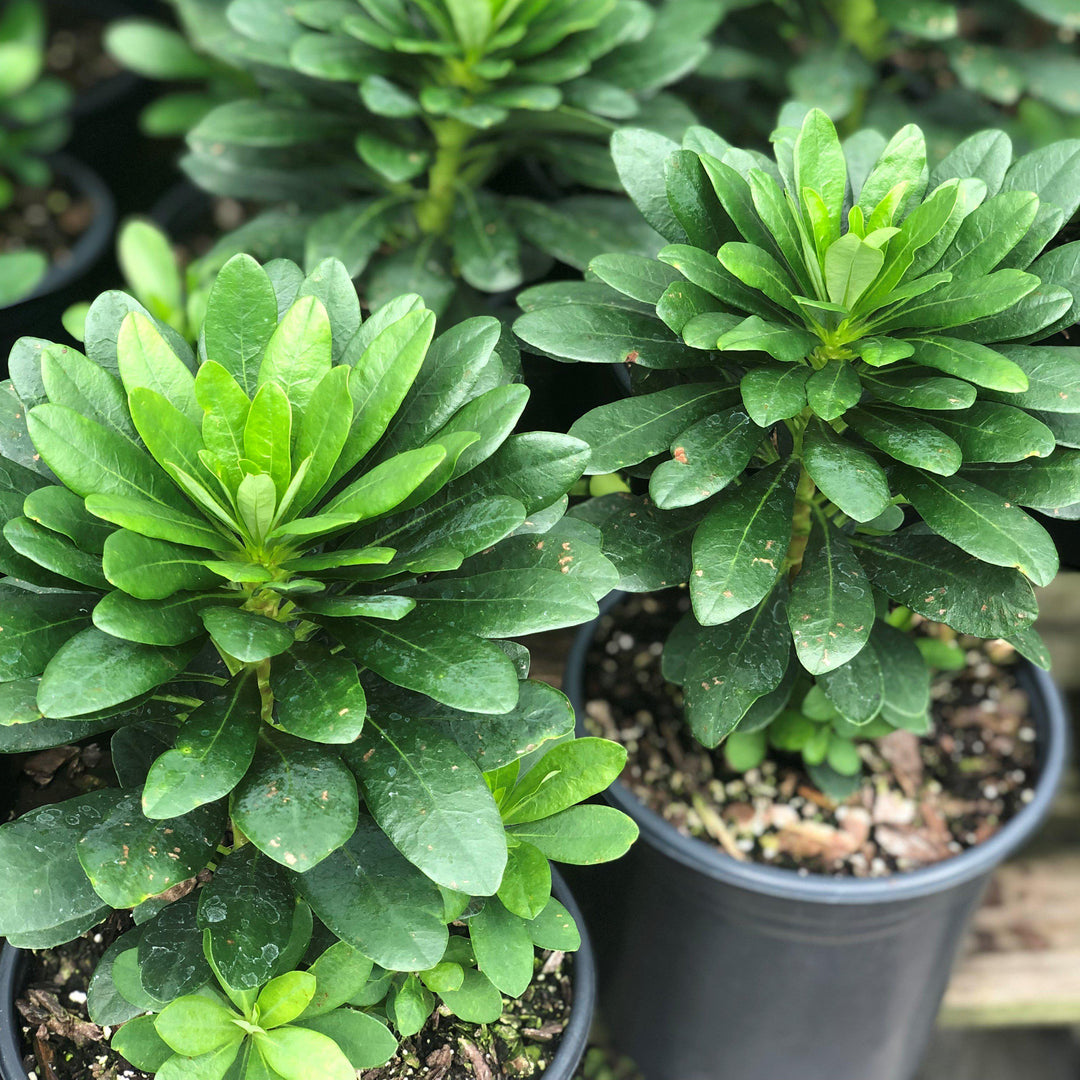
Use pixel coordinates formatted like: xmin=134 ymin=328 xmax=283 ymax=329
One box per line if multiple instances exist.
xmin=128 ymin=0 xmax=724 ymax=310
xmin=515 ymin=109 xmax=1080 ymax=793
xmin=0 ymin=254 xmax=636 ymax=998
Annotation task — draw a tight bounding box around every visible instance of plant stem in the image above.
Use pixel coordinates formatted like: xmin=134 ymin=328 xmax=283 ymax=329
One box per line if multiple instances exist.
xmin=414 ymin=117 xmax=474 ymax=237
xmin=784 ymin=464 xmax=817 ymax=578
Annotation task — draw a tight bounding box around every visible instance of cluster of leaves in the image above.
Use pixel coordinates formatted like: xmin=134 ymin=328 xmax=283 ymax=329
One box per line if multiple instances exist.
xmin=515 ymin=108 xmax=1080 ymax=796
xmin=109 ymin=0 xmax=720 ymax=314
xmin=689 ymin=0 xmax=1080 ymax=154
xmin=96 ymin=873 xmax=583 ymax=1080
xmin=0 ymin=254 xmax=637 ymax=1073
xmin=0 ymin=0 xmax=72 ymax=305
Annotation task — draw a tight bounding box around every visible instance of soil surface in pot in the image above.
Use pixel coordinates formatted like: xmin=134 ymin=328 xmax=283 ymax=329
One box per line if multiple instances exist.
xmin=582 ymin=591 xmax=1038 ymax=877
xmin=45 ymin=11 xmax=123 ymax=97
xmin=0 ymin=176 xmax=94 ymax=276
xmin=15 ymin=930 xmax=574 ymax=1080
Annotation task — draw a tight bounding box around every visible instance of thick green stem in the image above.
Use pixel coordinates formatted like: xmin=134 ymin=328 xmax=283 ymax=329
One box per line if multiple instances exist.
xmin=784 ymin=465 xmax=818 ymax=578
xmin=414 ymin=118 xmax=474 ymax=237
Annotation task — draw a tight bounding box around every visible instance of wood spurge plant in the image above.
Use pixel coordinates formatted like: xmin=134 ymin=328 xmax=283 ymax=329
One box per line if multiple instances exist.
xmin=516 ymin=108 xmax=1080 ymax=798
xmin=0 ymin=254 xmax=636 ymax=1078
xmin=120 ymin=0 xmax=719 ymax=312
xmin=0 ymin=0 xmax=72 ymax=305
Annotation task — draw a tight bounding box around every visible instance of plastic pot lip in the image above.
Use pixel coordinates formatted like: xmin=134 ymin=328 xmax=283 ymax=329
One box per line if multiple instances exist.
xmin=566 ymin=590 xmax=1072 ymax=906
xmin=0 ymin=153 xmax=116 ymax=312
xmin=0 ymin=875 xmax=597 ymax=1080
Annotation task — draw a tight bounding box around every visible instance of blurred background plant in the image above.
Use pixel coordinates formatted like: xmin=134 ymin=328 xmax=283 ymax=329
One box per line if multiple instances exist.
xmin=0 ymin=0 xmax=72 ymax=305
xmin=101 ymin=0 xmax=724 ymax=317
xmin=688 ymin=0 xmax=1080 ymax=158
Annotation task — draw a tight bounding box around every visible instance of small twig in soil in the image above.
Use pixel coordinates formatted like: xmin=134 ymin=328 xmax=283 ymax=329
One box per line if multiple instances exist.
xmin=458 ymin=1038 xmax=494 ymax=1080
xmin=691 ymin=793 xmax=746 ymax=861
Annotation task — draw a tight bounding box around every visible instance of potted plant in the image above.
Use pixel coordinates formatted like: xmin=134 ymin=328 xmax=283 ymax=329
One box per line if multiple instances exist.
xmin=0 ymin=252 xmax=637 ymax=1080
xmin=514 ymin=108 xmax=1075 ymax=1080
xmin=0 ymin=0 xmax=114 ymax=361
xmin=102 ymin=0 xmax=721 ymax=317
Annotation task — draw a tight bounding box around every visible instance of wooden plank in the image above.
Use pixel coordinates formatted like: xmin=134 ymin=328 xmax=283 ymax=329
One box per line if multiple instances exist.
xmin=940 ymin=853 xmax=1080 ymax=1027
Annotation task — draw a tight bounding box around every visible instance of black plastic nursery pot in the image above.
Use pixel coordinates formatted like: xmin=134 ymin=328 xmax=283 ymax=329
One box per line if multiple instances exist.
xmin=0 ymin=153 xmax=116 ymax=368
xmin=564 ymin=592 xmax=1070 ymax=1080
xmin=0 ymin=871 xmax=596 ymax=1080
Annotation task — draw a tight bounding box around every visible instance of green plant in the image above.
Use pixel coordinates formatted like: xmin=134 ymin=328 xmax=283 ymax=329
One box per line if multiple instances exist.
xmin=122 ymin=0 xmax=722 ymax=314
xmin=63 ymin=218 xmax=207 ymax=344
xmin=691 ymin=0 xmax=1080 ymax=154
xmin=515 ymin=108 xmax=1080 ymax=798
xmin=0 ymin=253 xmax=636 ymax=1077
xmin=0 ymin=0 xmax=72 ymax=304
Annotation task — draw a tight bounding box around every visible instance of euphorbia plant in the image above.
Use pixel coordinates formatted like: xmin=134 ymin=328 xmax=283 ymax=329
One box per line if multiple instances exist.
xmin=111 ymin=0 xmax=720 ymax=312
xmin=516 ymin=108 xmax=1080 ymax=797
xmin=0 ymin=0 xmax=72 ymax=304
xmin=0 ymin=254 xmax=636 ymax=1078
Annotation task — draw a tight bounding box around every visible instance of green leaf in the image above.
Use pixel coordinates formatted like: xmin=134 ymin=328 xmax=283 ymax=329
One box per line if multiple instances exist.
xmin=257 ymin=971 xmax=317 ymax=1029
xmin=437 ymin=967 xmax=503 ymax=1024
xmin=740 ymin=365 xmax=810 ymax=427
xmin=802 ymin=418 xmax=891 ymax=522
xmin=0 ymin=583 xmax=92 ymax=678
xmin=330 ymin=614 xmax=518 ymax=714
xmin=611 ymin=128 xmax=685 ymax=243
xmin=231 ymin=729 xmax=358 ymax=873
xmin=322 ymin=445 xmax=446 ymax=523
xmin=690 ymin=461 xmax=797 ymax=625
xmin=929 ymin=129 xmax=1012 ymax=195
xmin=203 ymin=254 xmax=280 ymax=396
xmin=0 ymin=789 xmax=119 ymax=943
xmin=588 ymin=253 xmax=683 ymax=306
xmin=926 ymin=403 xmax=1055 ymax=463
xmin=103 ymin=530 xmax=220 ymax=600
xmin=85 ymin=490 xmax=224 ymax=553
xmin=501 ymin=738 xmax=626 ymax=825
xmin=852 ymin=528 xmax=1038 ymax=638
xmin=824 ymin=234 xmax=884 ymax=308
xmin=805 ymin=361 xmax=863 ymax=422
xmin=513 ymin=304 xmax=688 ymax=369
xmin=453 ymin=190 xmax=522 ymax=293
xmin=907 ymin=336 xmax=1028 ymax=393
xmin=788 ymin=515 xmax=874 ymax=674
xmin=269 ymin=645 xmax=366 ymax=744
xmin=138 ymin=894 xmax=213 ymax=1001
xmin=92 ymin=590 xmax=211 ymax=647
xmin=506 ymin=804 xmax=638 ymax=864
xmin=295 ymin=816 xmax=448 ymax=971
xmin=938 ymin=191 xmax=1040 ymax=278
xmin=497 ymin=841 xmax=551 ymax=921
xmin=682 ymin=586 xmax=792 ymax=745
xmin=142 ymin=676 xmax=261 ymax=819
xmin=986 ymin=345 xmax=1080 ymax=412
xmin=299 ymin=942 xmax=373 ymax=1020
xmin=37 ymin=344 xmax=136 ymax=443
xmin=197 ymin=843 xmax=298 ymax=991
xmin=346 ymin=714 xmax=506 ymax=894
xmin=292 ymin=1010 xmax=397 ymax=1070
xmin=649 ymin=411 xmax=762 ymax=509
xmin=258 ymin=295 xmax=333 ymax=414
xmin=27 ymin=403 xmax=182 ymax=510
xmin=155 ymin=994 xmax=243 ymax=1057
xmin=874 ymin=622 xmax=931 ymax=730
xmin=891 ymin=465 xmax=1058 ymax=586
xmin=37 ymin=627 xmax=195 ymax=718
xmin=961 ymin=450 xmax=1080 ymax=510
xmin=112 ymin=1015 xmax=173 ymax=1073
xmin=523 ymin=898 xmax=580 ymax=950
xmin=244 ymin=382 xmax=293 ymax=498
xmin=200 ymin=607 xmax=294 ymax=663
xmin=469 ymin=898 xmax=534 ymax=997
xmin=78 ymin=791 xmax=223 ymax=908
xmin=117 ymin=312 xmax=200 ymax=425
xmin=717 ymin=316 xmax=817 ymax=364
xmin=861 ymin=365 xmax=976 ymax=410
xmin=845 ymin=406 xmax=961 ymax=475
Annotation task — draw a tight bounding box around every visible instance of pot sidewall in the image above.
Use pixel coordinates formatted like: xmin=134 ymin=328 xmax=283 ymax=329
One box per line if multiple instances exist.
xmin=564 ymin=592 xmax=1070 ymax=1080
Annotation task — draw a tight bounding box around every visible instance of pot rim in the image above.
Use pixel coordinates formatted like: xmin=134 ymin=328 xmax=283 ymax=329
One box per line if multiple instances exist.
xmin=0 ymin=153 xmax=116 ymax=312
xmin=0 ymin=871 xmax=596 ymax=1080
xmin=566 ymin=590 xmax=1071 ymax=905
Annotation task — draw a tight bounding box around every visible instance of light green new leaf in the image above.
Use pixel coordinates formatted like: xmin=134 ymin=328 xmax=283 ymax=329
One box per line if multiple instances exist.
xmin=244 ymin=381 xmax=293 ymax=498
xmin=258 ymin=295 xmax=333 ymax=413
xmin=117 ymin=312 xmax=200 ymax=425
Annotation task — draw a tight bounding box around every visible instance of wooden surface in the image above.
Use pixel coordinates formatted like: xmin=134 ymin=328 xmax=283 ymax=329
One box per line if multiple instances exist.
xmin=524 ymin=627 xmax=1080 ymax=1029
